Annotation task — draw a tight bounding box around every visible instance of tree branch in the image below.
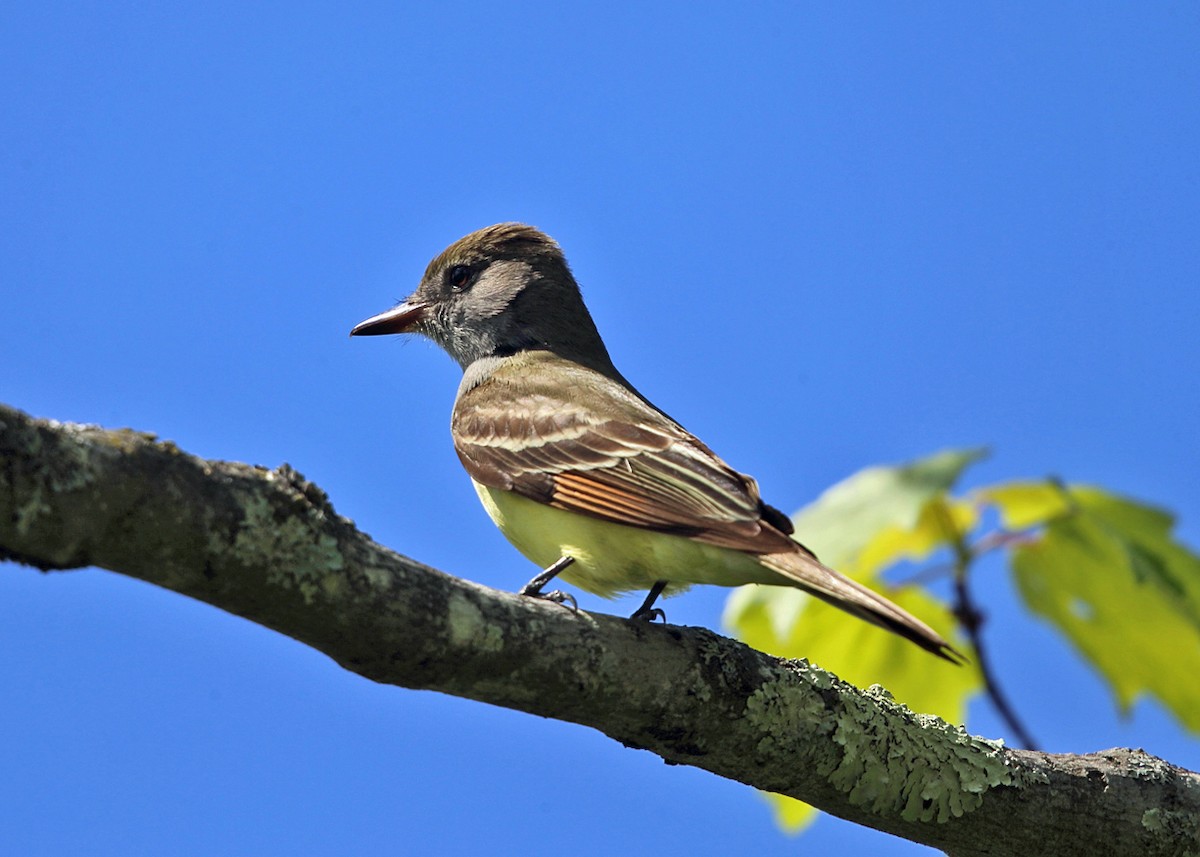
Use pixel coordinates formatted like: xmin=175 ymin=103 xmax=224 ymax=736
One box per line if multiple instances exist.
xmin=2 ymin=402 xmax=1197 ymax=857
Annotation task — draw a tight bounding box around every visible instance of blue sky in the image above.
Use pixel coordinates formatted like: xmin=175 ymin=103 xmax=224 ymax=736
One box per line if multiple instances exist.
xmin=2 ymin=4 xmax=1198 ymax=855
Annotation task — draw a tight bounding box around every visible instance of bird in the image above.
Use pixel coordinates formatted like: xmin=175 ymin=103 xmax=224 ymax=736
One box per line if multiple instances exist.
xmin=351 ymin=223 xmax=959 ymax=662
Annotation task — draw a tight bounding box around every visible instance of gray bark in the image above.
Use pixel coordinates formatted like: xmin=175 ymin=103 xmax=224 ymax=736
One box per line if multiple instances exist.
xmin=1 ymin=401 xmax=1197 ymax=857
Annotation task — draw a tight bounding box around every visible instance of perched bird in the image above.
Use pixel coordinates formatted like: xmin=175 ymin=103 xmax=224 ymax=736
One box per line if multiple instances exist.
xmin=352 ymin=223 xmax=958 ymax=661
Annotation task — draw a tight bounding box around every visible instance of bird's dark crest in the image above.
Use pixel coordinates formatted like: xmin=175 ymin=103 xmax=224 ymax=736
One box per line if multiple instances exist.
xmin=426 ymin=223 xmax=563 ymax=278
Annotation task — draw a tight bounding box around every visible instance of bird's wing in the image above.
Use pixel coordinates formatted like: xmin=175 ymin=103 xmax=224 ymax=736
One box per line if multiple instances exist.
xmin=452 ymin=354 xmax=802 ymax=556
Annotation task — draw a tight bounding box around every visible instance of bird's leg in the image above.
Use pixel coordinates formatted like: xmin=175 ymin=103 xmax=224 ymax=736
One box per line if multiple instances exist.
xmin=630 ymin=580 xmax=668 ymax=622
xmin=519 ymin=556 xmax=577 ymax=611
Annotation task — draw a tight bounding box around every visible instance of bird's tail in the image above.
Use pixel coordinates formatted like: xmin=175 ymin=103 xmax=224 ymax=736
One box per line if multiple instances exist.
xmin=761 ymin=550 xmax=964 ymax=664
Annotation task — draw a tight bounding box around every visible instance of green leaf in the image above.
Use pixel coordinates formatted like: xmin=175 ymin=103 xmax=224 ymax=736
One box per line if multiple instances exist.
xmin=856 ymin=497 xmax=979 ymax=578
xmin=976 ymin=480 xmax=1071 ymax=530
xmin=792 ymin=447 xmax=988 ymax=578
xmin=1070 ymin=487 xmax=1195 ymax=608
xmin=1010 ymin=484 xmax=1200 ymax=731
xmin=761 ymin=793 xmax=819 ymax=835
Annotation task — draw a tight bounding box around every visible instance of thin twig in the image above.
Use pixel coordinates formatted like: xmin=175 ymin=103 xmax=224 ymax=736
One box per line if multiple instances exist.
xmin=894 ymin=528 xmax=1038 ymax=589
xmin=973 ymin=528 xmax=1040 ymax=555
xmin=933 ymin=505 xmax=1042 ymax=751
xmin=952 ymin=569 xmax=1041 ymax=751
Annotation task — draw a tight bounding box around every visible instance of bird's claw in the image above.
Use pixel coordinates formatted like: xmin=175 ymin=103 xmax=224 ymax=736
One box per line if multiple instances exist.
xmin=629 ymin=580 xmax=668 ymax=623
xmin=630 ymin=606 xmax=666 ymax=623
xmin=520 ymin=587 xmax=578 ymax=613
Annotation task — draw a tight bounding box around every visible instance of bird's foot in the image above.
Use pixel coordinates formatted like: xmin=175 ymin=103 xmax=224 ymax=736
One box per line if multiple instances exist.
xmin=629 ymin=605 xmax=666 ymax=623
xmin=628 ymin=580 xmax=668 ymax=623
xmin=518 ymin=557 xmax=578 ymax=612
xmin=520 ymin=587 xmax=578 ymax=612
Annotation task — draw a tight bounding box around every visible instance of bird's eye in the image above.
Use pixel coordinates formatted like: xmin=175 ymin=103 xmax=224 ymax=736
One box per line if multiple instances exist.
xmin=448 ymin=265 xmax=471 ymax=291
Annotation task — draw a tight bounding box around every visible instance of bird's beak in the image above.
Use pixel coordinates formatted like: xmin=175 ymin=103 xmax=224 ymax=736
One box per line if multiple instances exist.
xmin=350 ymin=299 xmax=429 ymax=336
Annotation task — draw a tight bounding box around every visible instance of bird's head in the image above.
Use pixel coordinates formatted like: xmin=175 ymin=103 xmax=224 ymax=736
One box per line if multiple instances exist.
xmin=351 ymin=223 xmax=614 ymax=374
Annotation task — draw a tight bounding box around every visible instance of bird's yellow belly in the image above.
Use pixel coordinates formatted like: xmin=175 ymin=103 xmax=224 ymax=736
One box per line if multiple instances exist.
xmin=471 ymin=481 xmax=781 ymax=598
